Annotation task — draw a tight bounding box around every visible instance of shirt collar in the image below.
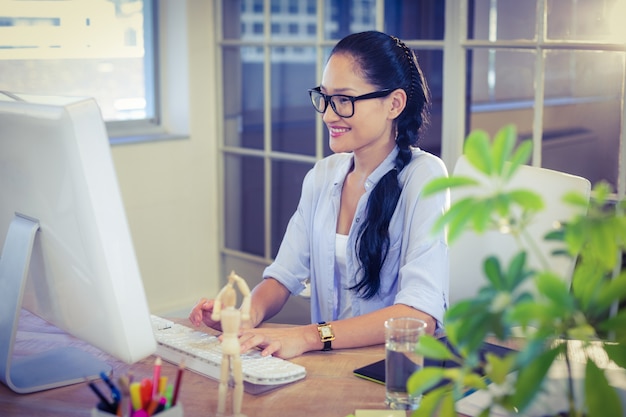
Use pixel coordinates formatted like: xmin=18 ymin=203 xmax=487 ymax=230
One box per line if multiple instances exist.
xmin=331 ymin=147 xmax=400 ymax=191
xmin=363 ymin=147 xmax=399 ymax=191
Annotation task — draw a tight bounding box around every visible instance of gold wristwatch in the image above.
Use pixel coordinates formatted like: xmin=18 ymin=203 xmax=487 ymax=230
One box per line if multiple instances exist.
xmin=317 ymin=321 xmax=335 ymax=351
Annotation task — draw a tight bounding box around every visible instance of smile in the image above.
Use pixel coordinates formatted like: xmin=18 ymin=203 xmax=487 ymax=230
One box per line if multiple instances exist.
xmin=329 ymin=126 xmax=350 ymax=136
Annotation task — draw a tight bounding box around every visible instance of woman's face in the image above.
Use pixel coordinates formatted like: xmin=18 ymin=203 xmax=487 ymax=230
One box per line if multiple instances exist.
xmin=320 ymin=53 xmax=400 ymax=156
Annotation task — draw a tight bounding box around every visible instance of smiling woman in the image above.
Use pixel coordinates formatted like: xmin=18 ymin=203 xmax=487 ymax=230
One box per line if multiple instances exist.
xmin=190 ymin=30 xmax=449 ymax=361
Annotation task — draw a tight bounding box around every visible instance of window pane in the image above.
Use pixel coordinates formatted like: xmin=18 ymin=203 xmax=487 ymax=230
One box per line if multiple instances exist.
xmin=270 ymin=1 xmax=317 ymax=40
xmin=0 ymin=0 xmax=153 ymax=122
xmin=384 ymin=0 xmax=445 ymax=40
xmin=416 ymin=49 xmax=444 ymax=156
xmin=547 ymin=0 xmax=626 ymax=42
xmin=224 ymin=154 xmax=265 ymax=256
xmin=542 ymin=50 xmax=624 ymax=188
xmin=470 ymin=0 xmax=536 ymax=41
xmin=324 ymin=0 xmax=377 ymax=40
xmin=271 ymin=160 xmax=312 ymax=257
xmin=469 ymin=48 xmax=536 ymax=155
xmin=223 ymin=46 xmax=265 ymax=150
xmin=271 ymin=46 xmax=317 ymax=155
xmin=470 ymin=49 xmax=535 ymax=104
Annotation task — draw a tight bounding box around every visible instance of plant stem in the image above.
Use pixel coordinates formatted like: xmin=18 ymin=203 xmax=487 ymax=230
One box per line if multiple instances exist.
xmin=563 ymin=341 xmax=578 ymax=417
xmin=520 ymin=226 xmax=551 ymax=272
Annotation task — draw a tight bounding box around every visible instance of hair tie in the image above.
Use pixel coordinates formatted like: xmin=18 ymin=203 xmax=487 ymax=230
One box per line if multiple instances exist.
xmin=390 ymin=35 xmax=415 ymax=101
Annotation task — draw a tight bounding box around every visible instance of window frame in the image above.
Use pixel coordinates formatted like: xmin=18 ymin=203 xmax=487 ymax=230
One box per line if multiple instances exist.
xmin=107 ymin=0 xmax=190 ymax=145
xmin=216 ymin=0 xmax=626 ymax=297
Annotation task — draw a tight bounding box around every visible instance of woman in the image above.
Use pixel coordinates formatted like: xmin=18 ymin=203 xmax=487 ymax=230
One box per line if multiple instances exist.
xmin=190 ymin=31 xmax=449 ymax=359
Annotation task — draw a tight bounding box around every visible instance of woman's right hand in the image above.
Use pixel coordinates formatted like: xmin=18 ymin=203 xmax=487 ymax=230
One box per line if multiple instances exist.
xmin=189 ymin=298 xmax=222 ymax=331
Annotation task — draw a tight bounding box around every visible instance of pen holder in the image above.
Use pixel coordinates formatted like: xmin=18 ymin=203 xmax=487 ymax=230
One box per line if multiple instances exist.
xmin=91 ymin=404 xmax=183 ymax=417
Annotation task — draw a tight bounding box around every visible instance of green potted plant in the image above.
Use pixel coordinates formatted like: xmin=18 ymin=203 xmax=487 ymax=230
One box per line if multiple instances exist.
xmin=409 ymin=124 xmax=626 ymax=417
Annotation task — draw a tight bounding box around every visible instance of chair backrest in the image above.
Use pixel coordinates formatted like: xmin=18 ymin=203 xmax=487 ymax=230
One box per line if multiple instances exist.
xmin=448 ymin=155 xmax=592 ymax=305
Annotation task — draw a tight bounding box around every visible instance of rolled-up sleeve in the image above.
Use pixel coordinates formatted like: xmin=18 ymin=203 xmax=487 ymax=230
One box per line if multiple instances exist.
xmin=393 ymin=153 xmax=449 ymax=327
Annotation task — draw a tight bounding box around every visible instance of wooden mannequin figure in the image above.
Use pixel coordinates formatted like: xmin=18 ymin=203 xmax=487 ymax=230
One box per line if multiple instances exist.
xmin=211 ymin=271 xmax=251 ymax=417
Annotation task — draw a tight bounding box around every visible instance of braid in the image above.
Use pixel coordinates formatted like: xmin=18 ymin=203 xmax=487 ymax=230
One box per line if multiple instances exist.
xmin=331 ymin=31 xmax=429 ymax=299
xmin=391 ymin=36 xmax=416 ymax=102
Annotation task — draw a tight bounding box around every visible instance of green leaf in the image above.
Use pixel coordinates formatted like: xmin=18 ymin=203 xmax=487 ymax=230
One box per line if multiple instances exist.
xmin=604 ymin=342 xmax=626 ymax=369
xmin=594 ymin=272 xmax=626 ymax=311
xmin=464 ymin=129 xmax=493 ymax=175
xmin=483 ymin=256 xmax=504 ymax=290
xmin=572 ymin=260 xmax=605 ymax=309
xmin=562 ymin=190 xmax=592 ymax=208
xmin=416 ymin=335 xmax=458 ymax=361
xmin=507 ymin=300 xmax=552 ymax=328
xmin=449 ymin=310 xmax=495 ymax=354
xmin=566 ymin=323 xmax=596 ymax=341
xmin=585 ymin=360 xmax=623 ymax=417
xmin=407 ymin=367 xmax=446 ymax=396
xmin=508 ymin=189 xmax=544 ymax=212
xmin=461 ymin=372 xmax=489 ymax=390
xmin=563 ymin=218 xmax=586 ymax=256
xmin=491 ymin=124 xmax=516 ymax=176
xmin=412 ymin=386 xmax=449 ymax=417
xmin=534 ymin=271 xmax=574 ymax=311
xmin=600 ymin=310 xmax=626 ymax=343
xmin=431 ymin=197 xmax=476 ymax=241
xmin=510 ymin=347 xmax=561 ymax=412
xmin=422 ymin=176 xmax=480 ymax=197
xmin=485 ymin=351 xmax=517 ymax=385
xmin=502 ymin=140 xmax=532 ymax=181
xmin=589 ymin=221 xmax=620 ymax=270
xmin=476 ymin=409 xmax=491 ymax=417
xmin=437 ymin=392 xmax=456 ymax=417
xmin=505 ymin=251 xmax=529 ymax=290
xmin=444 ymin=299 xmax=475 ymax=321
xmin=470 ymin=198 xmax=494 ymax=233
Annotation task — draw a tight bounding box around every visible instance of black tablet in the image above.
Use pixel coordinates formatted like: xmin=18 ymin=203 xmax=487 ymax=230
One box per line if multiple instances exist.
xmin=353 ymin=336 xmax=514 ymax=390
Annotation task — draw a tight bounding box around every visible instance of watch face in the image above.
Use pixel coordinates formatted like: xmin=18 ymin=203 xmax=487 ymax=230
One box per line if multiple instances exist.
xmin=320 ymin=326 xmax=332 ymax=338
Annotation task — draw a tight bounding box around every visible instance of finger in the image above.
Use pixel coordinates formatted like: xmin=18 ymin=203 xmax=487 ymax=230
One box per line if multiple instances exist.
xmin=260 ymin=341 xmax=281 ymax=357
xmin=189 ymin=298 xmax=210 ymax=325
xmin=238 ymin=332 xmax=264 ymax=353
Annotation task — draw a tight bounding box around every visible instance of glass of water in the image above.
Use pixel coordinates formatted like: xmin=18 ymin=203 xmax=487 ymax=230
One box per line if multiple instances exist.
xmin=384 ymin=317 xmax=427 ymax=410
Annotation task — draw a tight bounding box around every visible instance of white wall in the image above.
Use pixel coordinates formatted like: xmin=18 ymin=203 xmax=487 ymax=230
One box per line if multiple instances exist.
xmin=111 ymin=0 xmax=220 ymax=315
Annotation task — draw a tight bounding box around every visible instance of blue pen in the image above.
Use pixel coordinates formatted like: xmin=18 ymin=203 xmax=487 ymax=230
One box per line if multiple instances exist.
xmin=86 ymin=378 xmax=117 ymax=414
xmin=100 ymin=371 xmax=122 ymax=402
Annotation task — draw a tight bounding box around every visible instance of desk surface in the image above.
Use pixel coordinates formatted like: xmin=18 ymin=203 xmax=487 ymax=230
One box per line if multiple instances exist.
xmin=1 ymin=311 xmax=399 ymax=417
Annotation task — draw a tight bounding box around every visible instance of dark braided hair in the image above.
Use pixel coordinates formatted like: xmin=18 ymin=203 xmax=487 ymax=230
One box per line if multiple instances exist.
xmin=329 ymin=31 xmax=430 ymax=299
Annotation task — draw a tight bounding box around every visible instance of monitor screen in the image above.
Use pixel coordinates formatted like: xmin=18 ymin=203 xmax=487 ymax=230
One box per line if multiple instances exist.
xmin=0 ymin=91 xmax=156 ymax=393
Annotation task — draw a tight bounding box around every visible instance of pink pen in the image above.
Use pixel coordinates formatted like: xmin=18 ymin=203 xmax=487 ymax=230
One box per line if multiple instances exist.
xmin=152 ymin=357 xmax=162 ymax=399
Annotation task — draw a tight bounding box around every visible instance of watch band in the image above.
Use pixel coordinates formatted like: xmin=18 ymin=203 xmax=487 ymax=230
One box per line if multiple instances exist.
xmin=317 ymin=321 xmax=335 ymax=351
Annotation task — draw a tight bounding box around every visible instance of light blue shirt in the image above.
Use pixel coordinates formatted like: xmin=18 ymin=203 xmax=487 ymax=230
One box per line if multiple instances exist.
xmin=263 ymin=147 xmax=450 ymax=328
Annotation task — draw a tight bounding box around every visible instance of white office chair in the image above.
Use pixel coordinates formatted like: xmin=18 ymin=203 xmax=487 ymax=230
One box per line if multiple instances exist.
xmin=448 ymin=155 xmax=592 ymax=305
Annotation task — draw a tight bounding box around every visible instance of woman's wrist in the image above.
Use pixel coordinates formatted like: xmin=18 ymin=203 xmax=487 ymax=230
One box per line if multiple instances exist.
xmin=306 ymin=323 xmax=325 ymax=351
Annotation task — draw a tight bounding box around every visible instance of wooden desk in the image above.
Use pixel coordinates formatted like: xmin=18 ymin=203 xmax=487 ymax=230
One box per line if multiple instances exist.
xmin=0 ymin=311 xmax=397 ymax=417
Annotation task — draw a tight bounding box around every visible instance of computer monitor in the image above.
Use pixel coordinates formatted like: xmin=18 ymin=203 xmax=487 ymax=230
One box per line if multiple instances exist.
xmin=0 ymin=91 xmax=156 ymax=393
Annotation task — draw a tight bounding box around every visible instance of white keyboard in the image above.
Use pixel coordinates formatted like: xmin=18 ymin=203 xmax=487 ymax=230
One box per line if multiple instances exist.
xmin=150 ymin=315 xmax=307 ymax=394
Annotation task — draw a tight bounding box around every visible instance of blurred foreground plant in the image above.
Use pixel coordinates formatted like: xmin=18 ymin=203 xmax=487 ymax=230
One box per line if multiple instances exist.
xmin=411 ymin=125 xmax=626 ymax=417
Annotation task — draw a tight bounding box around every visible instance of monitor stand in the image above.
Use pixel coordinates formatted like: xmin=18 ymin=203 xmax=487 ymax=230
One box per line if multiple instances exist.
xmin=0 ymin=214 xmax=110 ymax=394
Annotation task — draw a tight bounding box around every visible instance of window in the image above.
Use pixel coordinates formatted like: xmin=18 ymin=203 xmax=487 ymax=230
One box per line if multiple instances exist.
xmin=0 ymin=0 xmax=158 ymax=134
xmin=217 ymin=0 xmax=625 ymax=323
xmin=466 ymin=0 xmax=625 ymax=190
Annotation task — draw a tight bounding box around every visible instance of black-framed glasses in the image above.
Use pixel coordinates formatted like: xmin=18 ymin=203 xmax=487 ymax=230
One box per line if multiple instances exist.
xmin=307 ymin=87 xmax=393 ymax=118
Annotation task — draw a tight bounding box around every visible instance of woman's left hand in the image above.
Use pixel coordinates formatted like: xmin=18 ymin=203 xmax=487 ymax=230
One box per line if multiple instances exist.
xmin=237 ymin=325 xmax=317 ymax=359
